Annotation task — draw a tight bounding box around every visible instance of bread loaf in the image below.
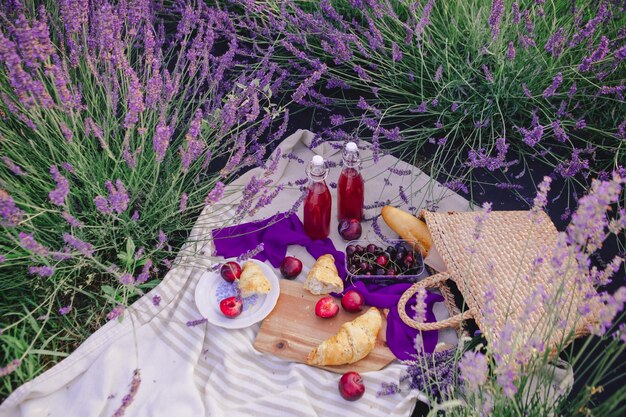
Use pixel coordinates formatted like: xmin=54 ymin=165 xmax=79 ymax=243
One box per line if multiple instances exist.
xmin=238 ymin=261 xmax=271 ymax=297
xmin=304 ymin=254 xmax=344 ymax=295
xmin=381 ymin=206 xmax=433 ymax=257
xmin=306 ymin=307 xmax=382 ymax=366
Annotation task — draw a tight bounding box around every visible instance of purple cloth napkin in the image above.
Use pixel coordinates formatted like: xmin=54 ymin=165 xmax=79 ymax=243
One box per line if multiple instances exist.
xmin=212 ymin=212 xmax=443 ymax=360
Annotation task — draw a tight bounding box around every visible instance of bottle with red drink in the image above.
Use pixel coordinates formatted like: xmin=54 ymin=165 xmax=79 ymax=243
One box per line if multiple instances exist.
xmin=338 ymin=142 xmax=364 ymax=221
xmin=303 ymin=155 xmax=332 ymax=240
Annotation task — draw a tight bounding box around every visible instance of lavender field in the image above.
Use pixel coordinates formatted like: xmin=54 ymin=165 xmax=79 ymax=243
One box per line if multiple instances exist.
xmin=1 ymin=1 xmax=625 ymax=415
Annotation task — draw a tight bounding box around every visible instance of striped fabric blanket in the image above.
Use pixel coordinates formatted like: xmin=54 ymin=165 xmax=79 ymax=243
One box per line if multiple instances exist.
xmin=0 ymin=130 xmax=468 ymax=417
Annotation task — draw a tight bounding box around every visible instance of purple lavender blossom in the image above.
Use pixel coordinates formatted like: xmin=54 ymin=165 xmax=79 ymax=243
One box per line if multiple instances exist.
xmin=111 ymin=369 xmax=141 ymax=417
xmin=518 ymin=124 xmax=544 ymax=147
xmin=180 ymin=192 xmax=188 ymax=212
xmin=59 ymin=305 xmax=72 ymax=315
xmin=511 ymin=2 xmax=521 ymax=24
xmin=131 ymin=211 xmax=140 ymax=221
xmin=94 ymin=196 xmax=111 ymax=214
xmin=49 ymin=165 xmax=69 ymax=206
xmin=136 ymin=259 xmax=153 ymax=284
xmin=434 ymin=65 xmax=443 ymax=82
xmin=543 ymin=72 xmax=563 ymax=99
xmin=551 ymin=120 xmax=569 ymax=142
xmin=156 ymin=230 xmax=167 ymax=250
xmin=0 ymin=359 xmax=21 ymax=377
xmin=580 ymin=36 xmax=610 ymax=72
xmin=415 ymin=0 xmax=435 ymax=39
xmin=2 ymin=157 xmax=26 ymax=176
xmin=482 ymin=65 xmax=494 ymax=83
xmin=63 ymin=233 xmax=94 ymax=257
xmin=451 ymin=102 xmax=459 ymax=112
xmin=119 ymin=273 xmax=134 ymax=285
xmin=459 ymin=351 xmax=488 ymax=392
xmin=330 ymin=115 xmax=345 ymax=126
xmin=532 ymin=176 xmax=552 ymax=210
xmin=152 ymin=294 xmax=161 ymax=306
xmin=205 ymin=181 xmax=225 ymax=206
xmin=107 ymin=305 xmax=124 ymax=321
xmin=152 ymin=122 xmax=174 ymax=163
xmin=62 ymin=212 xmax=84 ymax=228
xmin=123 ymin=71 xmax=145 ymax=128
xmin=521 ymin=83 xmax=533 ymax=98
xmin=544 ymin=28 xmax=565 ymax=57
xmin=28 ymin=265 xmax=54 ymax=277
xmin=507 ymin=42 xmax=516 ymax=61
xmin=19 ymin=232 xmax=48 ymax=256
xmin=391 ymin=42 xmax=402 ymax=62
xmin=443 ymin=180 xmax=469 ymax=194
xmin=186 ymin=318 xmax=208 ymax=327
xmin=61 ymin=162 xmax=75 ymax=174
xmin=489 ymin=0 xmax=505 ymax=40
xmin=352 ymin=65 xmax=371 ymax=83
xmin=104 ymin=180 xmax=129 ymax=214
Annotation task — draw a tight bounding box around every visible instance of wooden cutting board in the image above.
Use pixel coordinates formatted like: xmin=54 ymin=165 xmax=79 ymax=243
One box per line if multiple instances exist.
xmin=253 ymin=279 xmax=396 ymax=374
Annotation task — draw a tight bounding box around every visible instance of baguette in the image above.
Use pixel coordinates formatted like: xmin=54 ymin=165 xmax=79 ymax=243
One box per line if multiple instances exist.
xmin=381 ymin=206 xmax=433 ymax=257
xmin=306 ymin=307 xmax=382 ymax=366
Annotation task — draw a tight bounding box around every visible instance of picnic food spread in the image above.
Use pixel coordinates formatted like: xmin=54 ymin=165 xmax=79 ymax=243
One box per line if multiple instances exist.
xmin=238 ymin=260 xmax=272 ymax=297
xmin=304 ymin=254 xmax=344 ymax=295
xmin=305 ymin=307 xmax=382 ymax=366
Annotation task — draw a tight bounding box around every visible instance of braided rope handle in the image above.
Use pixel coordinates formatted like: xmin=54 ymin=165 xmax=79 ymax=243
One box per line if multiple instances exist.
xmin=398 ymin=272 xmax=475 ymax=331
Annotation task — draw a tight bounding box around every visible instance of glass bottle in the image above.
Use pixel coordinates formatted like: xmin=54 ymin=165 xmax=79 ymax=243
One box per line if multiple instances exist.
xmin=337 ymin=141 xmax=364 ymax=221
xmin=303 ymin=155 xmax=332 ymax=240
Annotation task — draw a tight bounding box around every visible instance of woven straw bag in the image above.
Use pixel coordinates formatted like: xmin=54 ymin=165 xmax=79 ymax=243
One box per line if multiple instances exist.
xmin=398 ymin=210 xmax=600 ymax=355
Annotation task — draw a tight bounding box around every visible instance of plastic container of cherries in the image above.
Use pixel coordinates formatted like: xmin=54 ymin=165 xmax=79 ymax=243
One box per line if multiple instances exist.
xmin=344 ymin=238 xmax=425 ymax=285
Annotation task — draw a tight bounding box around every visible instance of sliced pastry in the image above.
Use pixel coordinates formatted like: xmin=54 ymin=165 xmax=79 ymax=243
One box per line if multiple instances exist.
xmin=238 ymin=261 xmax=271 ymax=297
xmin=304 ymin=254 xmax=344 ymax=295
xmin=306 ymin=307 xmax=382 ymax=366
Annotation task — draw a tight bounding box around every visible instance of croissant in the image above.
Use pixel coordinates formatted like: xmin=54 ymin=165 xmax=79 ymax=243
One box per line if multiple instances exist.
xmin=238 ymin=261 xmax=271 ymax=297
xmin=306 ymin=307 xmax=382 ymax=366
xmin=304 ymin=254 xmax=344 ymax=295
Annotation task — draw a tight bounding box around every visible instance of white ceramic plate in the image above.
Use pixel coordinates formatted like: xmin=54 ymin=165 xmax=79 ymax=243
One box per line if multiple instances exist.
xmin=194 ymin=259 xmax=280 ymax=329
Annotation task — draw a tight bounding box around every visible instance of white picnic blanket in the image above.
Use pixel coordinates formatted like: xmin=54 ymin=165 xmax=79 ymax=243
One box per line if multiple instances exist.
xmin=0 ymin=130 xmax=469 ymax=417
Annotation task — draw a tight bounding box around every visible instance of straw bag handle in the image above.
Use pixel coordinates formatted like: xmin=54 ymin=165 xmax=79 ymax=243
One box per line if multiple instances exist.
xmin=398 ymin=272 xmax=475 ymax=331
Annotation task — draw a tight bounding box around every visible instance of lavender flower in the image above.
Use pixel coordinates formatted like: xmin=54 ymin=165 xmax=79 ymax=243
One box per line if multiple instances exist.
xmin=131 ymin=211 xmax=140 ymax=221
xmin=2 ymin=157 xmax=26 ymax=175
xmin=521 ymin=83 xmax=533 ymax=98
xmin=580 ymin=36 xmax=610 ymax=72
xmin=63 ymin=233 xmax=94 ymax=257
xmin=544 ymin=28 xmax=565 ymax=57
xmin=415 ymin=0 xmax=435 ymax=39
xmin=532 ymin=176 xmax=552 ymax=211
xmin=519 ymin=124 xmax=544 ymax=146
xmin=186 ymin=318 xmax=208 ymax=327
xmin=60 ymin=212 xmax=82 ymax=229
xmin=152 ymin=122 xmax=174 ymax=163
xmin=180 ymin=192 xmax=188 ymax=212
xmin=119 ymin=273 xmax=134 ymax=285
xmin=330 ymin=115 xmax=345 ymax=126
xmin=352 ymin=65 xmax=371 ymax=83
xmin=156 ymin=230 xmax=167 ymax=250
xmin=94 ymin=196 xmax=111 ymax=214
xmin=59 ymin=305 xmax=72 ymax=315
xmin=543 ymin=72 xmax=563 ymax=99
xmin=123 ymin=71 xmax=145 ymax=128
xmin=205 ymin=181 xmax=225 ymax=206
xmin=550 ymin=120 xmax=569 ymax=143
xmin=489 ymin=0 xmax=505 ymax=40
xmin=391 ymin=42 xmax=402 ymax=62
xmin=443 ymin=180 xmax=469 ymax=194
xmin=434 ymin=65 xmax=443 ymax=82
xmin=482 ymin=65 xmax=494 ymax=83
xmin=1 ymin=191 xmax=25 ymax=227
xmin=19 ymin=232 xmax=48 ymax=256
xmin=459 ymin=351 xmax=488 ymax=392
xmin=28 ymin=265 xmax=54 ymax=277
xmin=107 ymin=305 xmax=124 ymax=321
xmin=105 ymin=180 xmax=130 ymax=214
xmin=0 ymin=359 xmax=21 ymax=377
xmin=152 ymin=295 xmax=161 ymax=306
xmin=49 ymin=165 xmax=69 ymax=206
xmin=507 ymin=42 xmax=516 ymax=61
xmin=451 ymin=102 xmax=459 ymax=112
xmin=111 ymin=369 xmax=141 ymax=417
xmin=136 ymin=259 xmax=152 ymax=284
xmin=511 ymin=2 xmax=521 ymax=24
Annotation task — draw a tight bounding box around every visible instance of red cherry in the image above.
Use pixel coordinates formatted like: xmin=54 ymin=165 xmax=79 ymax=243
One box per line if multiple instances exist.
xmin=338 ymin=371 xmax=365 ymax=401
xmin=220 ymin=262 xmax=242 ymax=283
xmin=315 ymin=296 xmax=340 ymax=318
xmin=375 ymin=255 xmax=388 ymax=267
xmin=341 ymin=290 xmax=364 ymax=312
xmin=280 ymin=256 xmax=303 ymax=279
xmin=219 ymin=296 xmax=242 ymax=318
